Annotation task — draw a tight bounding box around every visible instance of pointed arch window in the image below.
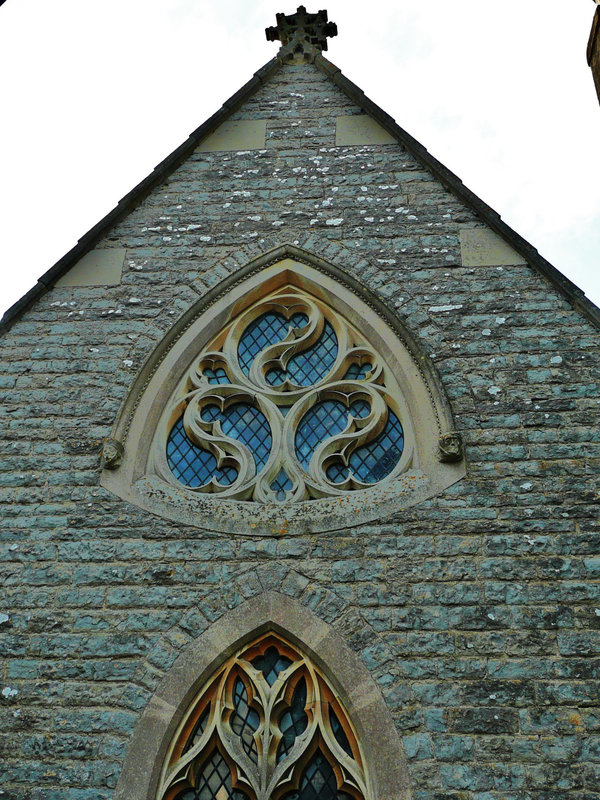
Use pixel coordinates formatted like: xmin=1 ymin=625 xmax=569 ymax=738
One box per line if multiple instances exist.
xmin=102 ymin=248 xmax=464 ymax=533
xmin=158 ymin=633 xmax=369 ymax=800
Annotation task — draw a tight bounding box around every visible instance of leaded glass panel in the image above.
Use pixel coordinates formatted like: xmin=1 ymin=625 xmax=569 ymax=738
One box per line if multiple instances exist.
xmin=159 ymin=285 xmax=412 ymax=503
xmin=187 ymin=706 xmax=211 ymax=752
xmin=231 ymin=679 xmax=260 ymax=763
xmin=251 ymin=645 xmax=293 ymax=685
xmin=277 ymin=677 xmax=308 ymax=762
xmin=329 ymin=709 xmax=352 ymax=758
xmin=173 ymin=749 xmax=249 ymax=800
xmin=166 ymin=404 xmax=272 ymax=488
xmin=282 ymin=751 xmax=354 ymax=800
xmin=158 ymin=635 xmax=368 ymax=800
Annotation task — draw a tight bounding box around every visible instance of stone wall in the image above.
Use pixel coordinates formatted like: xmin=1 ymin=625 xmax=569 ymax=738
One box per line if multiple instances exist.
xmin=1 ymin=62 xmax=600 ymax=800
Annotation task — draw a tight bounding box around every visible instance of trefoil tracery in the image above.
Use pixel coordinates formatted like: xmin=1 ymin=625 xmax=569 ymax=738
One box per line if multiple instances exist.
xmin=157 ymin=285 xmax=411 ymax=503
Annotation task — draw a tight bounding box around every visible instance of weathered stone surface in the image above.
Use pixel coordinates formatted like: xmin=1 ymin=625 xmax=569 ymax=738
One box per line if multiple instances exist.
xmin=1 ymin=58 xmax=600 ymax=800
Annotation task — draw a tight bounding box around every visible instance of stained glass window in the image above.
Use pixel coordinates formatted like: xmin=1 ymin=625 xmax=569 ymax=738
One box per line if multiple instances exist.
xmin=167 ymin=405 xmax=272 ymax=488
xmin=160 ymin=286 xmax=410 ymax=503
xmin=173 ymin=749 xmax=249 ymax=800
xmin=283 ymin=752 xmax=354 ymax=800
xmin=158 ymin=634 xmax=369 ymax=800
xmin=277 ymin=678 xmax=308 ymax=762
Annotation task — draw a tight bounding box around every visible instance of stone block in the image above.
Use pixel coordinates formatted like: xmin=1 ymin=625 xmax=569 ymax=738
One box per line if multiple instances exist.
xmin=198 ymin=119 xmax=267 ymax=152
xmin=450 ymin=707 xmax=519 ymax=734
xmin=55 ymin=249 xmax=126 ymax=287
xmin=460 ymin=228 xmax=527 ymax=266
xmin=335 ymin=115 xmax=396 ymax=146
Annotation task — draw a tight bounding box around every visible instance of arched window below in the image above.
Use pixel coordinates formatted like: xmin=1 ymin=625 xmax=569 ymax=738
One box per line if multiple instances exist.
xmin=158 ymin=633 xmax=369 ymax=800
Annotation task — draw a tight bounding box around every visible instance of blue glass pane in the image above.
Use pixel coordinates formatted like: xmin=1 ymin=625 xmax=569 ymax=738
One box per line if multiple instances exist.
xmin=349 ymin=410 xmax=404 ymax=483
xmin=167 ymin=404 xmax=272 ymax=487
xmin=231 ymin=678 xmax=259 ymax=763
xmin=238 ymin=312 xmax=337 ymax=387
xmin=329 ymin=707 xmax=352 ymax=757
xmin=343 ymin=362 xmax=372 ymax=380
xmin=238 ymin=312 xmax=308 ymax=376
xmin=203 ymin=367 xmax=229 ymax=385
xmin=325 ymin=463 xmax=348 ymax=484
xmin=271 ymin=469 xmax=293 ymax=501
xmin=201 ymin=405 xmax=221 ymax=422
xmin=296 ymin=401 xmax=403 ymax=484
xmin=167 ymin=417 xmax=237 ymax=488
xmin=285 ymin=321 xmax=337 ymax=386
xmin=277 ymin=678 xmax=308 ymax=763
xmin=295 ymin=400 xmax=371 ymax=470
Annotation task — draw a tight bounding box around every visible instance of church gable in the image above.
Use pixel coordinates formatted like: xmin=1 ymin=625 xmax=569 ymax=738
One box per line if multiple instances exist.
xmin=4 ymin=44 xmax=594 ymax=451
xmin=2 ymin=15 xmax=598 ymax=332
xmin=2 ymin=9 xmax=600 ymax=800
xmin=5 ymin=53 xmax=553 ymax=339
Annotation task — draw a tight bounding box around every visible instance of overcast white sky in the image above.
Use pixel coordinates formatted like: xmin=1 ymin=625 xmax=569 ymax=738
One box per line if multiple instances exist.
xmin=1 ymin=0 xmax=598 ymax=319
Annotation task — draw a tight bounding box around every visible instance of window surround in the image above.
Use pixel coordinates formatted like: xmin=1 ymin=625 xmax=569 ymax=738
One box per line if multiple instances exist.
xmin=157 ymin=631 xmax=370 ymax=800
xmin=101 ymin=244 xmax=465 ymax=535
xmin=112 ymin=591 xmax=412 ymax=800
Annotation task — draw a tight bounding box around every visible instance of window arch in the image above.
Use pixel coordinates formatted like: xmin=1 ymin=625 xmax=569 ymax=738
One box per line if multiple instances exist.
xmin=101 ymin=245 xmax=465 ymax=534
xmin=112 ymin=591 xmax=412 ymax=800
xmin=158 ymin=633 xmax=369 ymax=800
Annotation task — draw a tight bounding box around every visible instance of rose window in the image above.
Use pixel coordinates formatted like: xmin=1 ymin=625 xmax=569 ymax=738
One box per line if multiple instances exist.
xmin=158 ymin=286 xmax=411 ymax=503
xmin=102 ymin=251 xmax=465 ymax=532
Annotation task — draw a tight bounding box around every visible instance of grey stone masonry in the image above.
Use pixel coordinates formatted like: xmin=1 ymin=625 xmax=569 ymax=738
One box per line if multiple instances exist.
xmin=1 ymin=59 xmax=600 ymax=800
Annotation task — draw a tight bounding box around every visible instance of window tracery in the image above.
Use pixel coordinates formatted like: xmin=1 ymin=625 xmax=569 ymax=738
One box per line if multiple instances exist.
xmin=102 ymin=248 xmax=465 ymax=533
xmin=158 ymin=634 xmax=369 ymax=800
xmin=154 ymin=285 xmax=411 ymax=503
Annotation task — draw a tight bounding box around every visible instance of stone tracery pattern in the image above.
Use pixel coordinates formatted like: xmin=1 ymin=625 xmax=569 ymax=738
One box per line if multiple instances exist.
xmin=161 ymin=286 xmax=409 ymax=503
xmin=157 ymin=634 xmax=368 ymax=800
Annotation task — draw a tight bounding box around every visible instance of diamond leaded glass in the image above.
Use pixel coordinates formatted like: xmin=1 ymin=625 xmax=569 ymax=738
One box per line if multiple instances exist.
xmin=167 ymin=403 xmax=272 ymax=488
xmin=161 ymin=285 xmax=411 ymax=502
xmin=238 ymin=312 xmax=309 ymax=377
xmin=342 ymin=362 xmax=372 ymax=381
xmin=283 ymin=751 xmax=354 ymax=800
xmin=203 ymin=367 xmax=229 ymax=385
xmin=270 ymin=469 xmax=294 ymax=501
xmin=174 ymin=749 xmax=249 ymax=800
xmin=167 ymin=417 xmax=239 ymax=488
xmin=295 ymin=400 xmax=371 ymax=470
xmin=231 ymin=678 xmax=260 ymax=763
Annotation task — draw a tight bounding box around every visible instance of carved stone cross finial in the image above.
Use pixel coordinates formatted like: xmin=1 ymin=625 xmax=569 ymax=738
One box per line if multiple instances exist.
xmin=266 ymin=6 xmax=338 ymax=64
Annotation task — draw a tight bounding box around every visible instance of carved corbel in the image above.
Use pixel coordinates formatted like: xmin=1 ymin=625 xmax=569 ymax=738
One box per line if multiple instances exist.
xmin=438 ymin=432 xmax=464 ymax=463
xmin=102 ymin=438 xmax=124 ymax=470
